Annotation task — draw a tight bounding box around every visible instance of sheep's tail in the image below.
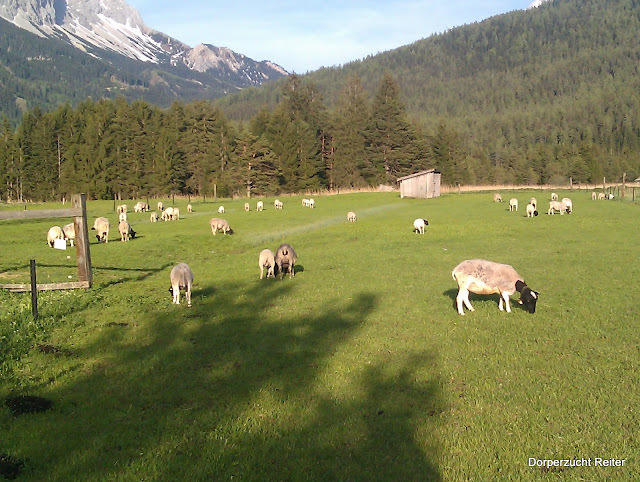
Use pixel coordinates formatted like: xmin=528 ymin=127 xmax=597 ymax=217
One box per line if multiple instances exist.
xmin=451 ymin=269 xmax=457 ymax=281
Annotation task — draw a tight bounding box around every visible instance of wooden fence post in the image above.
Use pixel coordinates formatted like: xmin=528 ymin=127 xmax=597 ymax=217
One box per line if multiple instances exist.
xmin=72 ymin=194 xmax=92 ymax=288
xmin=30 ymin=259 xmax=38 ymax=319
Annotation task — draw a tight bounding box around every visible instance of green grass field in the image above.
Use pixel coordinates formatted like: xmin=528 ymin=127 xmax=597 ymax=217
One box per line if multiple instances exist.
xmin=1 ymin=191 xmax=638 ymax=480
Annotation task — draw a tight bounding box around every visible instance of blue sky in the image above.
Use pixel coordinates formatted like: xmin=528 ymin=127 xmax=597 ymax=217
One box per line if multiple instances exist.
xmin=127 ymin=1 xmax=534 ymax=73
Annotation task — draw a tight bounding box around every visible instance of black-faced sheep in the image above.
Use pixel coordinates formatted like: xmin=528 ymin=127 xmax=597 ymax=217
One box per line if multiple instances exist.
xmin=116 ymin=204 xmax=127 ymax=215
xmin=218 ymin=206 xmax=225 ymax=214
xmin=257 ymin=201 xmax=264 ymax=212
xmin=526 ymin=203 xmax=538 ymax=217
xmin=118 ymin=221 xmax=136 ymax=242
xmin=47 ymin=226 xmax=64 ymax=247
xmin=157 ymin=201 xmax=164 ymax=211
xmin=258 ymin=249 xmax=276 ymax=279
xmin=169 ymin=263 xmax=193 ymax=307
xmin=493 ymin=193 xmax=502 ymax=202
xmin=275 ymin=243 xmax=297 ymax=279
xmin=561 ymin=197 xmax=573 ymax=213
xmin=452 ymin=259 xmax=539 ymax=315
xmin=413 ymin=218 xmax=429 ymax=234
xmin=91 ymin=217 xmax=110 ymax=243
xmin=62 ymin=223 xmax=76 ymax=246
xmin=150 ymin=212 xmax=158 ymax=223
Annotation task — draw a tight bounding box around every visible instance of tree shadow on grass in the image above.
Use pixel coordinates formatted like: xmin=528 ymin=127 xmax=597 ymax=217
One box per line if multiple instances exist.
xmin=3 ymin=280 xmax=444 ymax=480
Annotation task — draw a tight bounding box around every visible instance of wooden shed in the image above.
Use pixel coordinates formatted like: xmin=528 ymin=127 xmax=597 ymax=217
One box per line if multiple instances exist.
xmin=397 ymin=169 xmax=441 ymax=199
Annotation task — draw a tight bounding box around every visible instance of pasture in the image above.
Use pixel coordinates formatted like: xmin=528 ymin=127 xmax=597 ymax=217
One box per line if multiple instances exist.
xmin=1 ymin=191 xmax=638 ymax=480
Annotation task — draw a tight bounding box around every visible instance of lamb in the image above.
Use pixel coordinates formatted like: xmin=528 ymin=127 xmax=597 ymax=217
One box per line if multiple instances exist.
xmin=529 ymin=197 xmax=537 ymax=210
xmin=591 ymin=192 xmax=597 ymax=201
xmin=547 ymin=200 xmax=568 ymax=215
xmin=150 ymin=212 xmax=158 ymax=222
xmin=210 ymin=217 xmax=231 ymax=235
xmin=118 ymin=221 xmax=136 ymax=242
xmin=598 ymin=193 xmax=606 ymax=200
xmin=274 ymin=200 xmax=283 ymax=209
xmin=187 ymin=204 xmax=193 ymax=213
xmin=561 ymin=197 xmax=573 ymax=213
xmin=257 ymin=201 xmax=264 ymax=212
xmin=509 ymin=198 xmax=518 ymax=211
xmin=62 ymin=223 xmax=76 ymax=246
xmin=118 ymin=212 xmax=128 ymax=223
xmin=218 ymin=206 xmax=225 ymax=214
xmin=526 ymin=203 xmax=538 ymax=217
xmin=258 ymin=249 xmax=276 ymax=279
xmin=452 ymin=259 xmax=539 ymax=315
xmin=275 ymin=243 xmax=297 ymax=279
xmin=347 ymin=211 xmax=357 ymax=222
xmin=244 ymin=202 xmax=250 ymax=212
xmin=47 ymin=226 xmax=64 ymax=247
xmin=91 ymin=217 xmax=110 ymax=243
xmin=493 ymin=193 xmax=502 ymax=203
xmin=161 ymin=207 xmax=174 ymax=221
xmin=302 ymin=198 xmax=310 ymax=207
xmin=413 ymin=218 xmax=429 ymax=234
xmin=116 ymin=204 xmax=127 ymax=215
xmin=133 ymin=201 xmax=147 ymax=213
xmin=172 ymin=207 xmax=180 ymax=220
xmin=308 ymin=198 xmax=315 ymax=208
xmin=157 ymin=201 xmax=164 ymax=211
xmin=607 ymin=193 xmax=614 ymax=200
xmin=169 ymin=263 xmax=194 ymax=307
xmin=551 ymin=192 xmax=558 ymax=201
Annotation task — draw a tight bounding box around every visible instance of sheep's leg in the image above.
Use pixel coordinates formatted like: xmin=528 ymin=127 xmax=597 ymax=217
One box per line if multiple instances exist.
xmin=499 ymin=296 xmax=504 ymax=311
xmin=186 ymin=285 xmax=191 ymax=307
xmin=173 ymin=284 xmax=179 ymax=304
xmin=463 ymin=291 xmax=474 ymax=312
xmin=260 ymin=266 xmax=264 ymax=279
xmin=456 ymin=289 xmax=472 ymax=315
xmin=502 ymin=292 xmax=511 ymax=312
xmin=290 ymin=265 xmax=295 ymax=278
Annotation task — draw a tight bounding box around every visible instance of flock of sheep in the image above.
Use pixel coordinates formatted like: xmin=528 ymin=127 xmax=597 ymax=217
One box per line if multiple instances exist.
xmin=44 ymin=189 xmax=615 ymax=314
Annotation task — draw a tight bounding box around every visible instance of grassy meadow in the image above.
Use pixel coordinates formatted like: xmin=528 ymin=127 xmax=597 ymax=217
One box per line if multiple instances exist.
xmin=0 ymin=190 xmax=638 ymax=480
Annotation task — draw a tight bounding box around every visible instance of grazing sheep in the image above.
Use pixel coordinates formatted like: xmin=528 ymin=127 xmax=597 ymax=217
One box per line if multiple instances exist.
xmin=309 ymin=198 xmax=315 ymax=208
xmin=551 ymin=192 xmax=558 ymax=201
xmin=150 ymin=212 xmax=158 ymax=223
xmin=210 ymin=217 xmax=231 ymax=235
xmin=218 ymin=206 xmax=225 ymax=214
xmin=302 ymin=198 xmax=310 ymax=207
xmin=452 ymin=259 xmax=539 ymax=315
xmin=91 ymin=217 xmax=110 ymax=243
xmin=258 ymin=249 xmax=276 ymax=279
xmin=172 ymin=207 xmax=180 ymax=220
xmin=274 ymin=199 xmax=283 ymax=209
xmin=561 ymin=197 xmax=573 ymax=213
xmin=161 ymin=207 xmax=174 ymax=221
xmin=244 ymin=203 xmax=250 ymax=212
xmin=118 ymin=221 xmax=136 ymax=242
xmin=116 ymin=204 xmax=127 ymax=215
xmin=413 ymin=218 xmax=429 ymax=234
xmin=157 ymin=201 xmax=164 ymax=211
xmin=493 ymin=193 xmax=502 ymax=203
xmin=509 ymin=198 xmax=518 ymax=211
xmin=257 ymin=201 xmax=264 ymax=212
xmin=47 ymin=226 xmax=64 ymax=247
xmin=547 ymin=200 xmax=568 ymax=215
xmin=133 ymin=201 xmax=146 ymax=213
xmin=598 ymin=193 xmax=606 ymax=200
xmin=118 ymin=212 xmax=128 ymax=223
xmin=62 ymin=223 xmax=76 ymax=246
xmin=529 ymin=197 xmax=537 ymax=210
xmin=169 ymin=263 xmax=194 ymax=307
xmin=591 ymin=192 xmax=597 ymax=201
xmin=347 ymin=211 xmax=357 ymax=222
xmin=187 ymin=204 xmax=193 ymax=213
xmin=526 ymin=203 xmax=538 ymax=217
xmin=275 ymin=243 xmax=297 ymax=279
xmin=607 ymin=193 xmax=614 ymax=200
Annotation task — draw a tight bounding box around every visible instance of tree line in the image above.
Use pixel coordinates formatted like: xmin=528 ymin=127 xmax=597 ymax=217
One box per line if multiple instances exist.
xmin=0 ymin=71 xmax=636 ymax=203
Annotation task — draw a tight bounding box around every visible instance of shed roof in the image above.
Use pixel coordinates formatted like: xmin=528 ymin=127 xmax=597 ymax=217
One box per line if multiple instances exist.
xmin=396 ymin=169 xmax=441 ymax=182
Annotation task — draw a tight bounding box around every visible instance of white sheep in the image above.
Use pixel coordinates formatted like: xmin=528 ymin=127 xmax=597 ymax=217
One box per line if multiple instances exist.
xmin=591 ymin=192 xmax=597 ymax=201
xmin=244 ymin=203 xmax=250 ymax=212
xmin=258 ymin=249 xmax=276 ymax=279
xmin=116 ymin=204 xmax=127 ymax=215
xmin=413 ymin=218 xmax=429 ymax=234
xmin=47 ymin=226 xmax=64 ymax=247
xmin=172 ymin=208 xmax=180 ymax=220
xmin=62 ymin=223 xmax=76 ymax=246
xmin=529 ymin=197 xmax=537 ymax=210
xmin=218 ymin=206 xmax=225 ymax=214
xmin=551 ymin=192 xmax=558 ymax=201
xmin=607 ymin=193 xmax=614 ymax=200
xmin=169 ymin=263 xmax=194 ymax=307
xmin=302 ymin=198 xmax=310 ymax=207
xmin=509 ymin=198 xmax=518 ymax=211
xmin=347 ymin=211 xmax=357 ymax=222
xmin=118 ymin=212 xmax=128 ymax=223
xmin=257 ymin=201 xmax=264 ymax=212
xmin=157 ymin=201 xmax=164 ymax=211
xmin=150 ymin=212 xmax=158 ymax=223
xmin=91 ymin=217 xmax=110 ymax=243
xmin=274 ymin=200 xmax=283 ymax=209
xmin=210 ymin=217 xmax=231 ymax=235
xmin=275 ymin=243 xmax=297 ymax=279
xmin=118 ymin=221 xmax=136 ymax=242
xmin=308 ymin=198 xmax=315 ymax=208
xmin=133 ymin=201 xmax=146 ymax=213
xmin=561 ymin=197 xmax=573 ymax=213
xmin=598 ymin=193 xmax=606 ymax=200
xmin=493 ymin=193 xmax=502 ymax=203
xmin=526 ymin=203 xmax=538 ymax=217
xmin=547 ymin=200 xmax=568 ymax=215
xmin=452 ymin=259 xmax=539 ymax=315
xmin=187 ymin=204 xmax=193 ymax=213
xmin=161 ymin=207 xmax=174 ymax=221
